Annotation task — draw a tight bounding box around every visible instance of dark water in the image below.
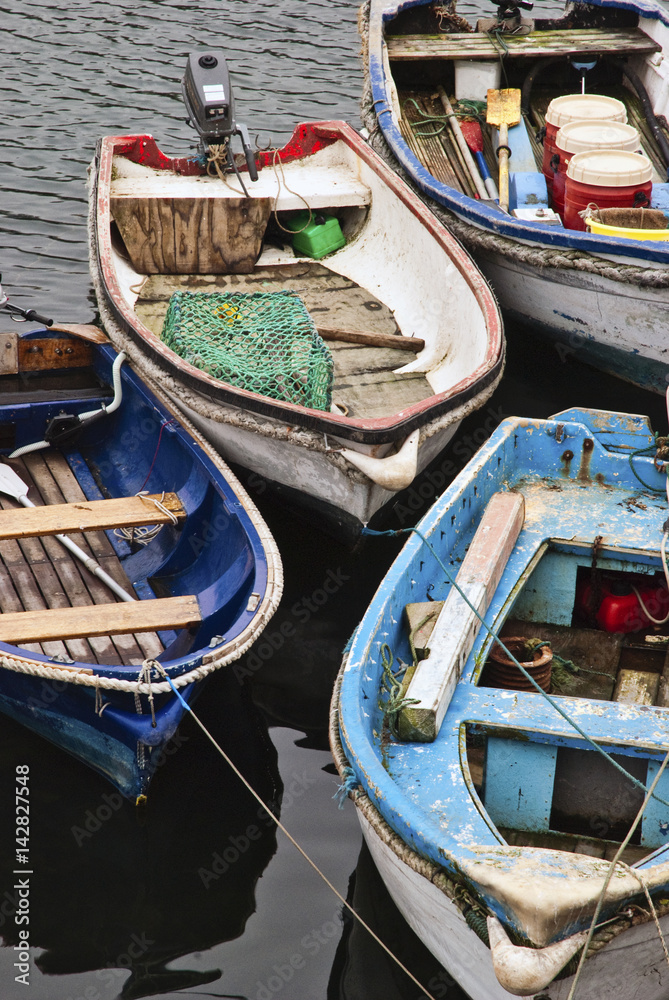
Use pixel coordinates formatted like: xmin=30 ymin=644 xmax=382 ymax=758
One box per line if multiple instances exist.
xmin=1 ymin=3 xmax=669 ymax=999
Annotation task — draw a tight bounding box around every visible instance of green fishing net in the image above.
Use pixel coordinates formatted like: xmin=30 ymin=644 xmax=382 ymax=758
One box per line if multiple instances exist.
xmin=160 ymin=290 xmax=334 ymax=410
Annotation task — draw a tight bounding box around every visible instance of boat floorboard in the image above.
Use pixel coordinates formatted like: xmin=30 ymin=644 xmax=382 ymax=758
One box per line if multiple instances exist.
xmin=133 ymin=265 xmax=434 ymax=419
xmin=0 ymin=451 xmax=163 ymax=666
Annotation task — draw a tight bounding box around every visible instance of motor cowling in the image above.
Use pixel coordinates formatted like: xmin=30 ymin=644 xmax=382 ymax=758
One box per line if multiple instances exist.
xmin=182 ymin=51 xmax=235 ymax=145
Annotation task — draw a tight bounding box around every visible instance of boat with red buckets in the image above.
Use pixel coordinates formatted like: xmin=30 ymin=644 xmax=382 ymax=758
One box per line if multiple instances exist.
xmin=361 ymin=0 xmax=669 ymax=392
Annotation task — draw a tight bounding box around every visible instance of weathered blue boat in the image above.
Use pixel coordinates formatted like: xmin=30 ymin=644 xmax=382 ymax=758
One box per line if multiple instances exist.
xmin=0 ymin=319 xmax=282 ymax=801
xmin=332 ymin=407 xmax=669 ymax=999
xmin=361 ymin=0 xmax=669 ymax=392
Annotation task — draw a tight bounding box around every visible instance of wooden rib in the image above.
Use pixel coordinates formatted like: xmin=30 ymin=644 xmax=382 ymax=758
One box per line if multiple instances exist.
xmin=387 ymin=28 xmax=661 ymax=61
xmin=0 ymin=596 xmax=201 ymax=643
xmin=0 ymin=493 xmax=185 ymax=540
xmin=317 ymin=326 xmax=424 ymax=352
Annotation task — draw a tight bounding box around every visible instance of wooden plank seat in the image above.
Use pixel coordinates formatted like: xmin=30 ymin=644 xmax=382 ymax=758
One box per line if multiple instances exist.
xmin=387 ymin=28 xmax=661 ymax=61
xmin=0 ymin=451 xmax=165 ymax=666
xmin=0 ymin=595 xmax=201 ymax=643
xmin=0 ymin=492 xmax=185 ymax=541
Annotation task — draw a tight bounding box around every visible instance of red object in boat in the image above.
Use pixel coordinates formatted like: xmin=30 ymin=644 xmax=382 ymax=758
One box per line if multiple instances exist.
xmin=563 ymin=149 xmax=653 ymax=231
xmin=577 ymin=577 xmax=669 ymax=633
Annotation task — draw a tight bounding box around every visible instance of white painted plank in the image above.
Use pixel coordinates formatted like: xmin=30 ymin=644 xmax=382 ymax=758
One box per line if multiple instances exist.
xmin=399 ymin=491 xmax=525 ymax=740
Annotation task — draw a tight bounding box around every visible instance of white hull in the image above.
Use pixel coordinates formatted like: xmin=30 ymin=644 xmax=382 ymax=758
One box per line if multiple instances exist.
xmin=475 ymin=247 xmax=669 ymax=394
xmin=357 ymin=767 xmax=669 ymax=1000
xmin=162 ymin=384 xmax=461 ymax=529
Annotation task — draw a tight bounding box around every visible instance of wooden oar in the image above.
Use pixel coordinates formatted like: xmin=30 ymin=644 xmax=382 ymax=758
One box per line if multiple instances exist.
xmin=316 ymin=326 xmax=424 ymax=353
xmin=486 ymin=88 xmax=521 ymax=213
xmin=459 ymin=119 xmax=499 ymax=202
xmin=436 ymin=87 xmax=489 ymax=201
xmin=0 ymin=462 xmax=136 ymax=603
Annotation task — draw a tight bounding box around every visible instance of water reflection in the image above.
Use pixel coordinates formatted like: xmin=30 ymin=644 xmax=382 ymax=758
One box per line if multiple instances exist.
xmin=0 ymin=672 xmax=281 ymax=999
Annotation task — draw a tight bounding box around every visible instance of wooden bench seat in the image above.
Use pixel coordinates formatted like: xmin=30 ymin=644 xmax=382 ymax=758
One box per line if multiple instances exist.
xmin=0 ymin=493 xmax=185 ymax=540
xmin=0 ymin=595 xmax=201 ymax=643
xmin=387 ymin=27 xmax=661 ymax=61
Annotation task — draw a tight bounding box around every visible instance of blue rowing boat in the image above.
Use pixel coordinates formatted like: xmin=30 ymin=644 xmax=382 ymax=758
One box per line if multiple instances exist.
xmin=361 ymin=0 xmax=669 ymax=393
xmin=0 ymin=322 xmax=282 ymax=801
xmin=333 ymin=406 xmax=669 ymax=999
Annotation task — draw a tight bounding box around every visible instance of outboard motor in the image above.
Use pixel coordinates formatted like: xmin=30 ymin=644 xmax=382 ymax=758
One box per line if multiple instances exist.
xmin=182 ymin=50 xmax=258 ymax=188
xmin=491 ymin=0 xmax=534 ymax=33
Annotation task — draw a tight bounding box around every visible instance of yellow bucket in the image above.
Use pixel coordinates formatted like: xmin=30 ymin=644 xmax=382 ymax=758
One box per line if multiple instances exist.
xmin=586 ymin=217 xmax=669 ymax=241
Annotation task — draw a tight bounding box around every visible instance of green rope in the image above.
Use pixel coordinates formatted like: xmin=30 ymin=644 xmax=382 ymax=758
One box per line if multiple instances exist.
xmin=362 ymin=525 xmax=669 ymax=810
xmin=378 ymin=643 xmax=419 ymax=736
xmin=628 ymin=440 xmax=668 ymax=493
xmin=404 ymin=98 xmax=450 ymax=136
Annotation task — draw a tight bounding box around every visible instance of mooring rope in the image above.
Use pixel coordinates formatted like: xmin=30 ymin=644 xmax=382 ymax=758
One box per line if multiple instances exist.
xmin=154 ymin=663 xmax=438 ymax=1000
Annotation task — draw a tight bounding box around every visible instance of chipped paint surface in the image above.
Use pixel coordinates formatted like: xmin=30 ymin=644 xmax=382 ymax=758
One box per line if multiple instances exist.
xmin=338 ymin=409 xmax=669 ymax=949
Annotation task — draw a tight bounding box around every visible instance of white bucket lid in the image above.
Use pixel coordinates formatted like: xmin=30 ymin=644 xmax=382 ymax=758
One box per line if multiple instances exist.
xmin=556 ymin=119 xmax=640 ymax=155
xmin=546 ymin=94 xmax=627 ymax=128
xmin=566 ymin=149 xmax=653 ymax=186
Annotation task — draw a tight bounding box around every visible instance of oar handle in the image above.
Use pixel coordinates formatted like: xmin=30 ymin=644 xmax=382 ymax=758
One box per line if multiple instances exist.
xmin=437 ymin=87 xmax=489 ymax=201
xmin=497 ymin=123 xmax=511 ymax=213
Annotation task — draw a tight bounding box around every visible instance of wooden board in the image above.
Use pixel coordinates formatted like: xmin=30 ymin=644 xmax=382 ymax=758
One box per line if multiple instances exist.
xmin=111 ymin=196 xmax=272 ymax=274
xmin=0 ymin=492 xmax=185 ymax=540
xmin=399 ymin=491 xmax=525 ymax=741
xmin=0 ymin=451 xmax=164 ymax=665
xmin=387 ymin=28 xmax=661 ymax=61
xmin=613 ymin=669 xmax=660 ymax=705
xmin=0 ymin=595 xmax=201 ymax=643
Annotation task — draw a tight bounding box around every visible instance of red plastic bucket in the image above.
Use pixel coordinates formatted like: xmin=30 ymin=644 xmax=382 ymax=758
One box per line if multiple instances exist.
xmin=564 ymin=149 xmax=653 ymax=231
xmin=552 ymin=120 xmax=640 ymax=217
xmin=542 ymin=94 xmax=627 ymax=199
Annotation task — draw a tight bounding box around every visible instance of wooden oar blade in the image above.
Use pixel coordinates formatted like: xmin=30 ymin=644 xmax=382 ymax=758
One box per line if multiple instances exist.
xmin=486 ymin=88 xmax=521 ymax=127
xmin=0 ymin=462 xmax=30 ymax=502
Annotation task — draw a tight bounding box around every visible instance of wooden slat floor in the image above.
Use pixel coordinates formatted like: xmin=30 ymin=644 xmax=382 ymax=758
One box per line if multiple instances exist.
xmin=398 ymin=89 xmax=498 ymax=198
xmin=134 ymin=264 xmax=434 ymax=420
xmin=0 ymin=450 xmax=163 ymax=666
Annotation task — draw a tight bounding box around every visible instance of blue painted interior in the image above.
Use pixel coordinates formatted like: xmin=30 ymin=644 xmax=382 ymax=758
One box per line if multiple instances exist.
xmin=0 ymin=331 xmax=273 ymax=798
xmin=340 ymin=407 xmax=669 ymax=941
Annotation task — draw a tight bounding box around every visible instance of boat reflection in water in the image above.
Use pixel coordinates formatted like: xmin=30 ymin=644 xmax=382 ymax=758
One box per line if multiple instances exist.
xmin=0 ymin=670 xmax=281 ymax=999
xmin=328 ymin=840 xmax=467 ymax=1000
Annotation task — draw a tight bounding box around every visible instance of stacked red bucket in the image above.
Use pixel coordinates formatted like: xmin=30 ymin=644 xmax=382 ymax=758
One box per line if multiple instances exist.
xmin=542 ymin=94 xmax=654 ymax=229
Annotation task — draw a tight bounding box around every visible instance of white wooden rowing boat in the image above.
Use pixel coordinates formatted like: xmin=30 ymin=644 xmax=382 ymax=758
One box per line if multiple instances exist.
xmin=89 ymin=115 xmax=504 ymax=538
